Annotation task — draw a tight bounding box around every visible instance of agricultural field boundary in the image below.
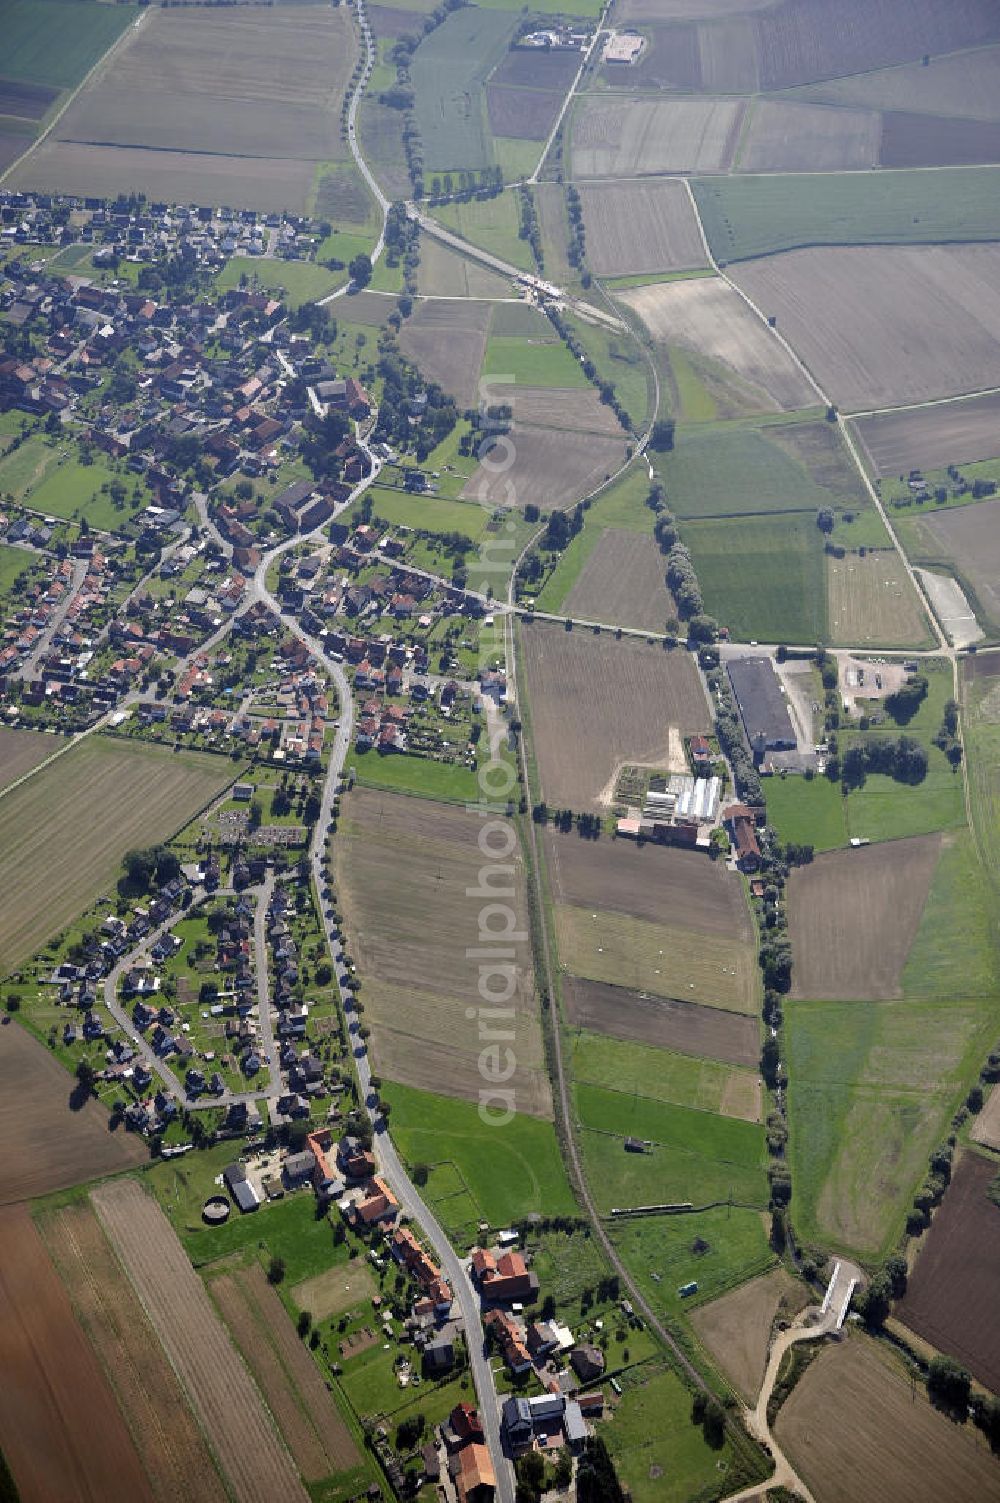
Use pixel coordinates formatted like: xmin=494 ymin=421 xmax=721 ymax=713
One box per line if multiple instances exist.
xmin=0 ymin=6 xmax=149 ymax=188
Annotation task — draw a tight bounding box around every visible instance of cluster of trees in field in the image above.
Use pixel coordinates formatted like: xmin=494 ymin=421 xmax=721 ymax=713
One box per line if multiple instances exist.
xmin=517 ymin=184 xmax=543 ymax=270
xmin=836 ymin=733 xmax=928 ymax=789
xmin=532 ymin=802 xmax=601 ymax=838
xmin=428 ymin=166 xmax=504 ymax=202
xmin=565 ymin=185 xmax=588 ymax=284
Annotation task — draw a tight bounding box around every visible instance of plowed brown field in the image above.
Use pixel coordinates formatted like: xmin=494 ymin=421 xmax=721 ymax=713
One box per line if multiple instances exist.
xmin=0 ymin=1204 xmax=153 ymax=1503
xmin=0 ymin=1022 xmax=145 ymax=1205
xmin=520 ymin=621 xmax=711 ymax=809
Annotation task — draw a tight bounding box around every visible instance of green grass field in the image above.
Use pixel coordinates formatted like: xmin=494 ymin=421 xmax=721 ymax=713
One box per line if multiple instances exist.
xmin=786 ymin=987 xmax=998 ymax=1256
xmin=765 ymin=774 xmax=848 ymax=852
xmin=693 ymin=167 xmax=1000 ymax=264
xmin=610 ymin=1205 xmax=775 ymax=1318
xmin=681 ymin=512 xmax=827 ymax=644
xmin=411 ymin=9 xmax=515 ymax=174
xmin=841 ymin=662 xmax=966 ymax=842
xmin=0 ymin=434 xmax=148 ymax=528
xmin=575 ymin=1083 xmax=767 ymax=1213
xmin=351 ymin=747 xmax=480 ymax=805
xmin=216 ymin=255 xmax=349 ymax=308
xmin=0 ymin=542 xmax=36 ymax=597
xmin=148 ymin=1146 xmax=353 ymax=1282
xmin=568 ymin=1031 xmax=759 ymax=1120
xmin=1 ymin=0 xmax=137 ymax=90
xmin=964 ymin=657 xmax=1000 ymax=885
xmin=607 ymin=1363 xmax=753 ymax=1503
xmin=663 ymin=421 xmax=866 ymax=521
xmin=432 ymin=190 xmax=533 ymax=272
xmin=360 ymin=484 xmax=488 ymax=540
xmin=381 ymin=1082 xmax=576 ymax=1241
xmin=481 ymin=334 xmax=588 ymax=389
xmin=901 ymin=829 xmax=1000 ymax=1000
xmin=27 ymin=455 xmax=136 ymax=528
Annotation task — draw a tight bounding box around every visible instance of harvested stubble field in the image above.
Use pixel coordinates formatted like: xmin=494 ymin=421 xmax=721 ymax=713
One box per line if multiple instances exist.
xmin=732 ymin=244 xmax=1000 ymax=411
xmin=0 ymin=1204 xmax=153 ymax=1503
xmin=334 ymin=787 xmax=551 ymax=1115
xmin=398 ymin=297 xmax=492 ymax=409
xmin=775 ymin=1335 xmax=1000 ymax=1503
xmin=556 ymin=903 xmax=757 ymax=1012
xmin=210 ymin=1263 xmax=359 ymax=1482
xmin=92 ymin=1180 xmax=308 ymax=1503
xmin=504 ymin=385 xmax=626 ymax=436
xmin=0 ymin=1023 xmax=145 ymax=1204
xmin=738 ymin=99 xmax=880 ymax=173
xmin=578 ymin=181 xmax=707 ymax=278
xmin=563 ymin=528 xmax=671 ymax=632
xmin=897 ymin=1151 xmax=1000 ymax=1394
xmin=520 ymin=622 xmax=711 ymax=808
xmin=547 ymin=831 xmax=757 ymax=1013
xmin=619 ymin=277 xmax=815 ymax=415
xmin=787 ymin=835 xmax=941 ymax=1000
xmin=48 ymin=8 xmax=356 ymax=160
xmin=462 ymin=424 xmax=629 ymax=512
xmin=826 ymin=549 xmax=931 ymax=648
xmin=0 ymin=724 xmax=53 ymax=791
xmin=854 ymin=392 xmax=1000 ymax=477
xmin=0 ymin=735 xmax=236 ymax=975
xmin=14 ymin=7 xmax=357 ymax=210
xmin=563 ymin=977 xmax=761 ymax=1067
xmin=901 ymin=496 xmax=1000 ymax=637
xmin=571 ymin=96 xmax=745 ymax=178
xmin=41 ymin=1201 xmax=228 ymax=1503
xmin=690 ymin=1267 xmax=807 ymax=1402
